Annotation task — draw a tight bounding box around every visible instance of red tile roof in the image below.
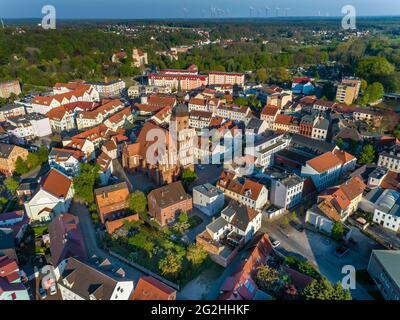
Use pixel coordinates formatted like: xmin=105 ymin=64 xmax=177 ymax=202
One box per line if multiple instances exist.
xmin=306 ymin=151 xmax=343 ymax=173
xmin=132 ymin=276 xmax=176 ymax=300
xmin=41 ymin=169 xmax=72 ymax=198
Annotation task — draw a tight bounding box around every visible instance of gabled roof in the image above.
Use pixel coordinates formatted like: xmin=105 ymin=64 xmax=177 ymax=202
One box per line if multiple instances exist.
xmin=132 ymin=276 xmax=176 ymax=300
xmin=40 ymin=169 xmax=72 ymax=199
xmin=306 ymin=151 xmax=343 ymax=173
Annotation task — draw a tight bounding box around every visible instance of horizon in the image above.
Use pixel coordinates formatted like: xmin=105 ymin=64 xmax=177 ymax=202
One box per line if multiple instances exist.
xmin=1 ymin=0 xmax=399 ymax=20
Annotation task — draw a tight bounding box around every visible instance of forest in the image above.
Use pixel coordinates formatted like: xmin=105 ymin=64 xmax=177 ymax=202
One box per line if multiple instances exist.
xmin=0 ymin=18 xmax=400 ymax=93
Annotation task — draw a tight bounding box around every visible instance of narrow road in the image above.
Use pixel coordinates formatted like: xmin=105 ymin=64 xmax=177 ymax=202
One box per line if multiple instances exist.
xmin=69 ymin=201 xmax=145 ymax=284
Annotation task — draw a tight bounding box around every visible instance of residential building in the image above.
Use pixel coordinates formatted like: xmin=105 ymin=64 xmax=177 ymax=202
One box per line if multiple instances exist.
xmin=0 ymin=143 xmax=28 ymax=177
xmin=134 ymin=93 xmax=177 ymax=115
xmin=306 ymin=176 xmax=366 ymax=233
xmin=94 ymin=182 xmax=135 ymax=228
xmin=0 ymin=104 xmax=26 ymax=122
xmin=291 ymin=77 xmax=315 ymax=95
xmin=311 ymin=117 xmax=329 ymax=141
xmin=245 ymin=118 xmax=268 ymax=137
xmin=57 ymin=257 xmax=134 ymax=300
xmin=268 ymin=170 xmax=304 ymax=209
xmin=207 ymin=71 xmax=245 ymax=87
xmin=0 ymin=210 xmax=29 ymax=244
xmin=336 ymin=78 xmax=361 ymax=105
xmin=24 ymin=169 xmax=74 ymax=222
xmin=6 ymin=113 xmax=52 ymax=140
xmin=96 ymin=151 xmax=114 ymax=186
xmin=193 ymin=183 xmax=225 ymax=217
xmin=48 ymin=213 xmax=87 ymax=266
xmin=76 ymin=99 xmax=124 ymax=130
xmin=111 ymin=50 xmax=127 ymax=63
xmin=245 ymin=133 xmax=289 ymax=168
xmin=273 ymin=114 xmax=300 ymax=134
xmin=189 ymin=110 xmax=213 ymax=129
xmin=313 ymin=100 xmax=336 ymax=112
xmin=205 ymin=200 xmax=262 ymax=246
xmin=48 ymin=147 xmax=85 ymax=177
xmin=0 ymin=256 xmax=29 ymax=300
xmin=147 ymin=181 xmax=192 ymax=226
xmin=31 ymin=84 xmax=99 ymax=114
xmin=46 ymin=101 xmax=98 ymax=132
xmin=86 ymin=80 xmax=126 ymax=99
xmin=367 ymin=250 xmax=400 ymax=300
xmin=132 ymin=48 xmax=148 ymax=68
xmin=0 ymin=80 xmax=21 ymax=99
xmin=301 ymin=151 xmax=343 ymax=191
xmin=188 ymin=97 xmax=221 ymax=113
xmin=215 ymin=104 xmax=251 ymax=123
xmin=217 ymin=171 xmax=269 ymax=210
xmin=131 ymin=276 xmax=176 ymax=300
xmin=260 ymin=105 xmax=280 ymax=129
xmin=371 ymin=189 xmax=400 ymax=232
xmin=104 ymin=107 xmax=133 ymax=131
xmin=0 ymin=229 xmax=17 ymax=261
xmin=378 ymin=145 xmax=400 ymax=173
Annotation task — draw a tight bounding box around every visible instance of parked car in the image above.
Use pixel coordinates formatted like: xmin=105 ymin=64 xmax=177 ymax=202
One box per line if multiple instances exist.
xmin=335 ymin=245 xmax=350 ymax=258
xmin=270 ymin=237 xmax=281 ymax=248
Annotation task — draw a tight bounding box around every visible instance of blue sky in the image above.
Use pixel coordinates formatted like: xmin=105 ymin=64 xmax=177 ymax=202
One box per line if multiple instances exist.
xmin=1 ymin=0 xmax=399 ymax=19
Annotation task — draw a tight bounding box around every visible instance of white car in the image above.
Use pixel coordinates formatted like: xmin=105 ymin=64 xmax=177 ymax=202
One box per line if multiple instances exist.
xmin=271 ymin=240 xmax=281 ymax=248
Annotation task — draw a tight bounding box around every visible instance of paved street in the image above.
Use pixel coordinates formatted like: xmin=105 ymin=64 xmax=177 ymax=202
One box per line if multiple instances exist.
xmin=260 ymin=216 xmax=383 ymax=300
xmin=69 ymin=201 xmax=145 ymax=284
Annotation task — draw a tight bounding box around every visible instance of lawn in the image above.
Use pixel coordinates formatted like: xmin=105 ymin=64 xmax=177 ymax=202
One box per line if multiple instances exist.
xmin=102 ymin=224 xmax=213 ymax=286
xmin=189 ymin=215 xmax=203 ymax=229
xmin=32 ymin=224 xmax=49 ymax=237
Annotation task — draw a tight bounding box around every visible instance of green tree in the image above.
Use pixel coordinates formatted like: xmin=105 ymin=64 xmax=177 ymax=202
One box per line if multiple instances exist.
xmin=159 ymin=252 xmax=182 ymax=276
xmin=186 ymin=243 xmax=208 ymax=267
xmin=14 ymin=157 xmax=29 ymax=176
xmin=302 ymin=278 xmax=351 ymax=300
xmin=356 ymin=56 xmax=395 ymax=81
xmin=181 ymin=168 xmax=197 ymax=184
xmin=256 ymin=68 xmax=268 ymax=83
xmin=360 ymin=79 xmax=368 ymax=91
xmin=358 ymin=144 xmax=375 ymax=165
xmin=255 ymin=265 xmax=280 ymax=292
xmin=364 ymin=82 xmax=384 ymax=103
xmin=5 ymin=177 xmax=19 ymax=193
xmin=393 ymin=124 xmax=400 ymax=140
xmin=73 ymin=163 xmax=100 ymax=203
xmin=173 ymin=212 xmax=190 ymax=235
xmin=0 ymin=197 xmax=7 ymax=212
xmin=336 ymin=138 xmax=344 ymax=150
xmin=331 ymin=221 xmax=345 ymax=242
xmin=128 ymin=191 xmax=147 ymax=214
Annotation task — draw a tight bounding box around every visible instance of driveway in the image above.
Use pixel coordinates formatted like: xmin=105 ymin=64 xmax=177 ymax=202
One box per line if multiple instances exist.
xmin=69 ymin=201 xmax=145 ymax=284
xmin=261 ymin=217 xmax=382 ymax=300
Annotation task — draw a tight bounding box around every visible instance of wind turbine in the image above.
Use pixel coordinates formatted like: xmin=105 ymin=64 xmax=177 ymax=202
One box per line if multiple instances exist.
xmin=249 ymin=6 xmax=255 ymax=17
xmin=183 ymin=8 xmax=189 ymax=19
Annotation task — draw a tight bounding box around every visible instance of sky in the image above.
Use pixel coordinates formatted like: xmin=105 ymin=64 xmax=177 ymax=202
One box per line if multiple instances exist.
xmin=0 ymin=0 xmax=399 ymax=19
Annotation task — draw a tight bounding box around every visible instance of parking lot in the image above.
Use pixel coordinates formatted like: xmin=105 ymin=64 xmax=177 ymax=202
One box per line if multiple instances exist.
xmin=260 ymin=215 xmax=383 ymax=300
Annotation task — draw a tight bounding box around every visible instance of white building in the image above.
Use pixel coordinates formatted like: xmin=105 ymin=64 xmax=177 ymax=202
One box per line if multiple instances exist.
xmin=24 ymin=169 xmax=74 ymax=222
xmin=193 ymin=183 xmax=225 ymax=217
xmin=245 ymin=133 xmax=290 ymax=168
xmin=378 ymin=145 xmax=400 ymax=173
xmin=7 ymin=113 xmax=52 ymax=140
xmin=215 ymin=104 xmax=251 ymax=123
xmin=372 ymin=189 xmax=400 ymax=232
xmin=206 ymin=201 xmax=262 ymax=245
xmin=57 ymin=257 xmax=134 ymax=300
xmin=48 ymin=148 xmax=84 ymax=177
xmin=269 ymin=172 xmax=304 ymax=209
